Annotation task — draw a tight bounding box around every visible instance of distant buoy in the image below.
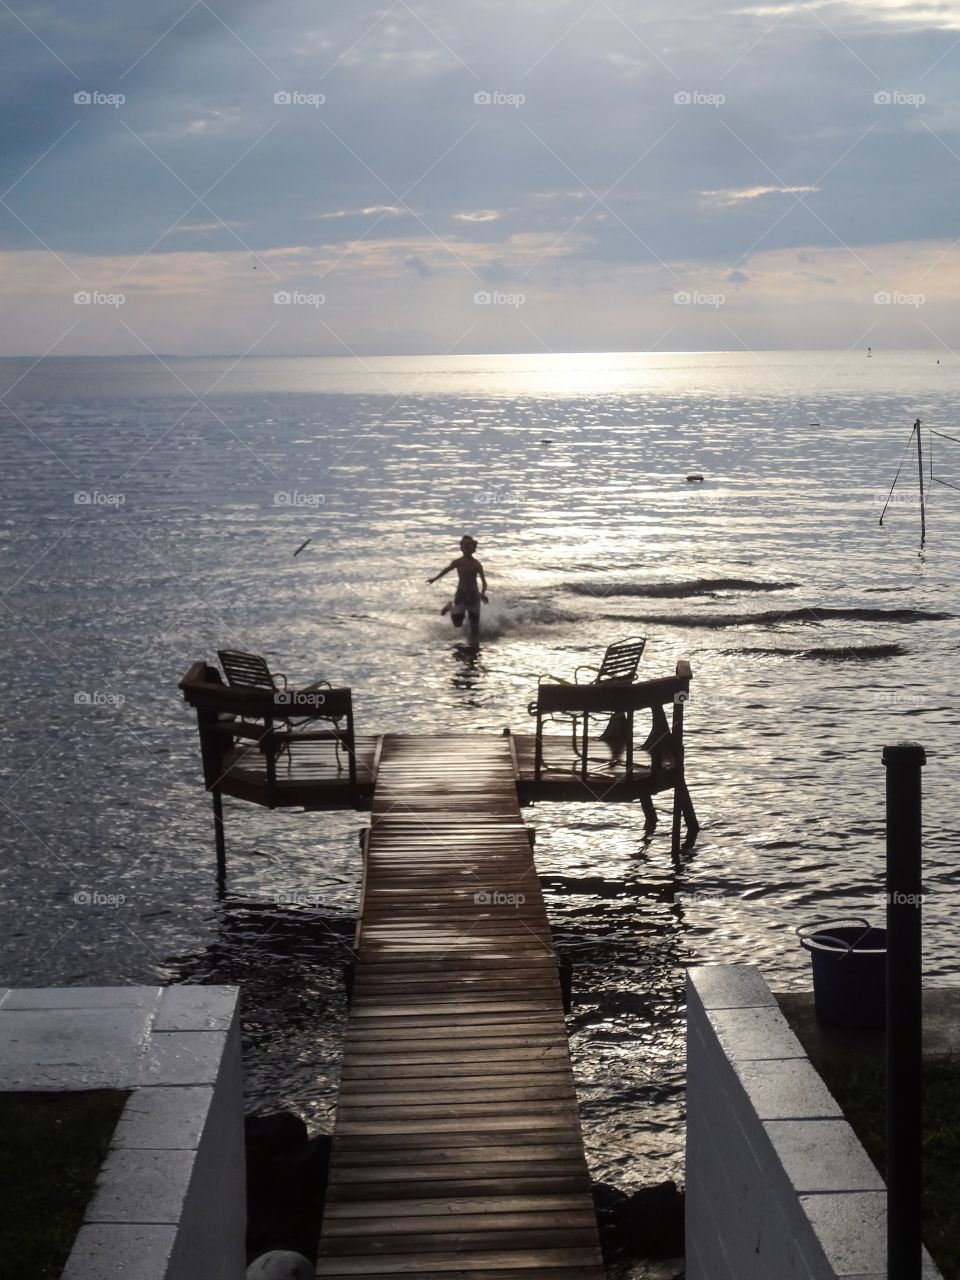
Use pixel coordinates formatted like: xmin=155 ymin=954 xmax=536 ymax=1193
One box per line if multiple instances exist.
xmin=686 ymin=473 xmax=704 ymax=482
xmin=540 ymin=438 xmax=553 ymax=444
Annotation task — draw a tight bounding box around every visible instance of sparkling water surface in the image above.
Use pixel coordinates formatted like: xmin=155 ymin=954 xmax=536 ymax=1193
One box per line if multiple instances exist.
xmin=2 ymin=351 xmax=958 ymax=1242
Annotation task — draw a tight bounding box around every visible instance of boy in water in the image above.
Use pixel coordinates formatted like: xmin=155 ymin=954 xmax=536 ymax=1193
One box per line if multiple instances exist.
xmin=427 ymin=535 xmax=489 ymax=640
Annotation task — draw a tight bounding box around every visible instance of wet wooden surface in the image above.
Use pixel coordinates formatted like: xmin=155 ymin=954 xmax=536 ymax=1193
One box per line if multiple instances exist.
xmin=218 ymin=734 xmax=379 ymax=808
xmin=315 ymin=733 xmax=605 ymax=1278
xmin=512 ymin=731 xmax=679 ymax=805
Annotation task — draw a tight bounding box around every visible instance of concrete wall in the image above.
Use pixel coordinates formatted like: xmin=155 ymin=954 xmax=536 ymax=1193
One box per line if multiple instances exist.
xmin=0 ymin=985 xmax=245 ymax=1280
xmin=686 ymin=964 xmax=942 ymax=1280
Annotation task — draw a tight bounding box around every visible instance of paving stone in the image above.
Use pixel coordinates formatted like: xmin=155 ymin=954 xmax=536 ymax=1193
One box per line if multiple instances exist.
xmin=766 ymin=1120 xmax=884 ymax=1193
xmin=799 ymin=1192 xmax=940 ymax=1276
xmin=2 ymin=986 xmax=161 ymax=1011
xmin=735 ymin=1057 xmax=843 ymax=1119
xmin=136 ymin=1030 xmax=230 ymax=1086
xmin=112 ymin=1087 xmax=213 ymax=1150
xmin=61 ymin=1224 xmax=177 ymax=1280
xmin=87 ymin=1149 xmax=196 ymax=1224
xmin=0 ymin=1007 xmax=154 ymax=1089
xmin=688 ymin=963 xmax=778 ymax=1010
xmin=709 ymin=1005 xmax=807 ymax=1062
xmin=801 ymin=1192 xmax=887 ymax=1275
xmin=154 ymin=985 xmax=237 ymax=1032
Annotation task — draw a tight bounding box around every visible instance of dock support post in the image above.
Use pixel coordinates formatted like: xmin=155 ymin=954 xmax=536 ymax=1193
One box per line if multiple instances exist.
xmin=678 ymin=783 xmax=699 ymax=844
xmin=212 ymin=789 xmax=226 ymax=887
xmin=639 ymin=793 xmax=657 ymax=835
xmin=670 ymin=694 xmax=686 ymax=855
xmin=670 ymin=791 xmax=682 ymax=855
xmin=883 ymin=740 xmax=925 ymax=1280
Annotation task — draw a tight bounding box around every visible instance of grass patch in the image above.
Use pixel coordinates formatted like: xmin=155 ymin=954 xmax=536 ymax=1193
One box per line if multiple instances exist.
xmin=810 ymin=1053 xmax=960 ymax=1280
xmin=0 ymin=1090 xmax=129 ymax=1277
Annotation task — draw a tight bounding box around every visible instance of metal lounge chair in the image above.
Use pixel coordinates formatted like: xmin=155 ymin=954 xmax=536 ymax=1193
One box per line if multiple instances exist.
xmin=528 ymin=636 xmax=646 ymax=760
xmin=217 ymin=649 xmax=340 ymax=764
xmin=217 ymin=649 xmax=280 ymax=693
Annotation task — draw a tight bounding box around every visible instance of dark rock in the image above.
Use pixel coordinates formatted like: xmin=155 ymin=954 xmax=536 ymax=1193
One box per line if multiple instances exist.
xmin=245 ymin=1112 xmax=332 ymax=1265
xmin=593 ymin=1180 xmax=685 ymax=1261
xmin=246 ymin=1112 xmax=309 ymax=1159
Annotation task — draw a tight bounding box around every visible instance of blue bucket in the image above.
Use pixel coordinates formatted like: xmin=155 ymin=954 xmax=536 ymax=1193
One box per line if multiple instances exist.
xmin=796 ymin=918 xmax=887 ymax=1030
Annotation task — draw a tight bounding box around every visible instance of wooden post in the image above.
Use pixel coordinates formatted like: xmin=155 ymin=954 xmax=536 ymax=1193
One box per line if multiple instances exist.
xmin=346 ymin=704 xmax=358 ymax=789
xmin=638 ymin=792 xmax=657 ymax=834
xmin=264 ymin=716 xmax=277 ymax=809
xmin=671 ymin=660 xmax=694 ymax=854
xmin=670 ymin=693 xmax=684 ymax=856
xmin=915 ymin=419 xmax=926 ymax=549
xmin=212 ymin=789 xmax=226 ymax=887
xmin=678 ymin=782 xmax=699 ymax=839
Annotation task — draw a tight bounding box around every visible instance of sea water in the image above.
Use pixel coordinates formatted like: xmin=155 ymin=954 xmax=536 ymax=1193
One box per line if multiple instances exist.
xmin=2 ymin=349 xmax=958 ymax=1212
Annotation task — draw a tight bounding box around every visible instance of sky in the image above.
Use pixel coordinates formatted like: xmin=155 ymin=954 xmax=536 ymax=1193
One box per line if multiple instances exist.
xmin=1 ymin=0 xmax=959 ymax=355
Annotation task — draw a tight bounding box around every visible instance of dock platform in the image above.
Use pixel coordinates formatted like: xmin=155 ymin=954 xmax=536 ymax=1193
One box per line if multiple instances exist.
xmin=180 ymin=655 xmax=699 ymax=1271
xmin=315 ymin=733 xmax=606 ymax=1279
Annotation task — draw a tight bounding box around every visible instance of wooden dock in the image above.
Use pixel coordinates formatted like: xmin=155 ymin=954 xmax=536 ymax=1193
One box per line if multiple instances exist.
xmin=180 ymin=654 xmax=699 ymax=1270
xmin=315 ymin=733 xmax=606 ymax=1279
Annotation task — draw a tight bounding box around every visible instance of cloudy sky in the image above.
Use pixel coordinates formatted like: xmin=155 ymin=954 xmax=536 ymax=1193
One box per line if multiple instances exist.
xmin=1 ymin=0 xmax=958 ymax=354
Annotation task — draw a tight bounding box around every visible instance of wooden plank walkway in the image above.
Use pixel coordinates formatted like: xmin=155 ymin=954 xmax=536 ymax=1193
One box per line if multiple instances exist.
xmin=316 ymin=733 xmax=606 ymax=1279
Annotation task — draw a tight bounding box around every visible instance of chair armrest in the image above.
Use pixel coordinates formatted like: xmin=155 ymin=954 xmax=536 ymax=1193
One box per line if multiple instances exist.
xmin=573 ymin=665 xmax=599 ymax=683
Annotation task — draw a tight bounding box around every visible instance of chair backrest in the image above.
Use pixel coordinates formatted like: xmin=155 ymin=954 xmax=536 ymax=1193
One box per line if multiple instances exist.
xmin=218 ymin=650 xmax=277 ymax=692
xmin=596 ymin=637 xmax=645 ymax=684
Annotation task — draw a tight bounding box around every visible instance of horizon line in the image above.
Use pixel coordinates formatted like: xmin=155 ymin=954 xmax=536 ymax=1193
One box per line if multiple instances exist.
xmin=0 ymin=346 xmax=930 ymax=361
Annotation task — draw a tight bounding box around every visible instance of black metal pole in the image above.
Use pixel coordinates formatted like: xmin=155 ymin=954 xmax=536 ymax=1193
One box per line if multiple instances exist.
xmin=883 ymin=741 xmax=925 ymax=1280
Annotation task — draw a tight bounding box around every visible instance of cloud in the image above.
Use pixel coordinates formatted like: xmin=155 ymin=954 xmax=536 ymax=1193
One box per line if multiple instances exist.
xmin=454 ymin=210 xmax=501 ymax=222
xmin=403 ymin=253 xmax=433 ymax=277
xmin=703 ymin=186 xmax=820 ymax=206
xmin=1 ymin=0 xmax=958 ymax=351
xmin=1 ymin=237 xmax=957 ymax=356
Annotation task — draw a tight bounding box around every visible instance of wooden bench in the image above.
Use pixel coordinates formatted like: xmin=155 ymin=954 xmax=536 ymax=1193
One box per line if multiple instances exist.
xmin=179 ymin=660 xmax=375 ymax=880
xmin=525 ymin=659 xmax=699 ymax=850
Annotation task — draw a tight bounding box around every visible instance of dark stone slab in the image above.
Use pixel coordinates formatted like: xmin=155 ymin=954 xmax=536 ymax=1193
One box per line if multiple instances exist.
xmin=776 ymin=988 xmax=960 ymax=1061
